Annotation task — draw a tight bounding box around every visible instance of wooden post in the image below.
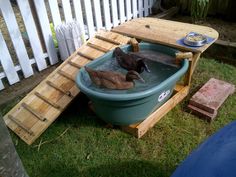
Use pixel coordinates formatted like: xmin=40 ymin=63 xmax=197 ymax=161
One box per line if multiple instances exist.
xmin=129 ymin=38 xmax=139 ymax=52
xmin=184 ymin=52 xmax=201 ymax=86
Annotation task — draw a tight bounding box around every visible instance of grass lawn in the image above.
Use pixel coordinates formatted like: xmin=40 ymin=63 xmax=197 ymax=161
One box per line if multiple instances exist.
xmin=1 ymin=58 xmax=236 ymax=177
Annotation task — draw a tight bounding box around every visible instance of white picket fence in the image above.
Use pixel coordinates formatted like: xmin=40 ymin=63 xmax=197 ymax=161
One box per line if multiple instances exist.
xmin=0 ymin=0 xmax=155 ymax=91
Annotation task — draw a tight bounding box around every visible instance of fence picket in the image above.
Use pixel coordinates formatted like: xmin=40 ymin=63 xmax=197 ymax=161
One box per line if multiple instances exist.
xmin=0 ymin=32 xmax=19 ymax=85
xmin=0 ymin=0 xmax=152 ymax=91
xmin=72 ymin=0 xmax=85 ymax=38
xmin=48 ymin=0 xmax=62 ymax=27
xmin=132 ymin=0 xmax=138 ymax=18
xmin=0 ymin=80 xmax=4 ymax=90
xmin=102 ymin=0 xmax=112 ymax=30
xmin=138 ymin=0 xmax=143 ymax=17
xmin=111 ymin=0 xmax=119 ymax=26
xmin=84 ymin=0 xmax=95 ymax=37
xmin=125 ymin=0 xmax=132 ymax=20
xmin=93 ymin=0 xmax=103 ymax=30
xmin=118 ymin=0 xmax=126 ymax=23
xmin=0 ymin=0 xmax=33 ymax=78
xmin=17 ymin=0 xmax=47 ymax=71
xmin=61 ymin=0 xmax=73 ymax=23
xmin=33 ymin=0 xmax=58 ymax=65
xmin=144 ymin=0 xmax=149 ymax=16
xmin=149 ymin=0 xmax=154 ymax=13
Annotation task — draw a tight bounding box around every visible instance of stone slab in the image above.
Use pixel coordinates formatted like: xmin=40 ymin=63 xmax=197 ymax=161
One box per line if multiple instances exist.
xmin=189 ymin=78 xmax=235 ymax=114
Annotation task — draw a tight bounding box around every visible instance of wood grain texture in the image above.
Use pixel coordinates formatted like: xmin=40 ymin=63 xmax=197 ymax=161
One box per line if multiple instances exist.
xmin=3 ymin=30 xmax=131 ymax=145
xmin=112 ymin=17 xmax=219 ymax=53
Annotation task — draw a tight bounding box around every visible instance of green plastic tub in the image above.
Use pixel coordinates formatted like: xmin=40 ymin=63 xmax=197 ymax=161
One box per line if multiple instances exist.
xmin=76 ymin=43 xmax=189 ymax=125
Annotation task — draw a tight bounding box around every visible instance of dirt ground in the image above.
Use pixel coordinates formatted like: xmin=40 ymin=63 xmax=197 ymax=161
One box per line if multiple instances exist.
xmin=172 ymin=15 xmax=236 ymax=42
xmin=0 ymin=64 xmax=60 ymax=106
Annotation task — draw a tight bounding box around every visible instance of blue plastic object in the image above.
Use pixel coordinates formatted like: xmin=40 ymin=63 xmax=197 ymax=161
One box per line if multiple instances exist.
xmin=171 ymin=120 xmax=236 ymax=177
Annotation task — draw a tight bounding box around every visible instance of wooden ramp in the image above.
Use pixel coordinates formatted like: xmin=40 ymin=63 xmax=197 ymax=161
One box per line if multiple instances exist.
xmin=3 ymin=30 xmax=131 ymax=145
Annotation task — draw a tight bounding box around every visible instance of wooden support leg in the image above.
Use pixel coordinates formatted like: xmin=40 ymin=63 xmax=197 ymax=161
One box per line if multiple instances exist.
xmin=184 ymin=53 xmax=201 ymax=86
xmin=122 ymin=85 xmax=190 ymax=138
xmin=129 ymin=38 xmax=139 ymax=52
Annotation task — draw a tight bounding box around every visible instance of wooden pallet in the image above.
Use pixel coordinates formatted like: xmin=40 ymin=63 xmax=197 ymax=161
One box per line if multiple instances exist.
xmin=3 ymin=30 xmax=131 ymax=145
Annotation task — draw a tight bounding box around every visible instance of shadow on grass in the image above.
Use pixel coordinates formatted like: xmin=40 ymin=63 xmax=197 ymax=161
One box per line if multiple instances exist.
xmin=39 ymin=159 xmax=170 ymax=177
xmin=56 ymin=93 xmax=106 ymax=128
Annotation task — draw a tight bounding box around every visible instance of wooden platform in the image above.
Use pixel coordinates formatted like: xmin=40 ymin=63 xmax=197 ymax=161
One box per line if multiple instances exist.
xmin=3 ymin=30 xmax=131 ymax=145
xmin=112 ymin=17 xmax=219 ymax=53
xmin=4 ymin=18 xmax=218 ymax=144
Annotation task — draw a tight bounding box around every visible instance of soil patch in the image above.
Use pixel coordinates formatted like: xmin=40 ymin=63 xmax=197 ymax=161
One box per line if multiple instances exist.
xmin=172 ymin=15 xmax=236 ymax=42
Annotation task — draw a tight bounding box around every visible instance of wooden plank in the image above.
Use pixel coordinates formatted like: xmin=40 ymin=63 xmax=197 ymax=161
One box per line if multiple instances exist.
xmin=0 ymin=32 xmax=20 ymax=85
xmin=70 ymin=56 xmax=90 ymax=67
xmin=95 ymin=35 xmax=120 ymax=45
xmin=138 ymin=0 xmax=144 ymax=17
xmin=87 ymin=37 xmax=118 ymax=51
xmin=17 ymin=0 xmax=47 ymax=71
xmin=111 ymin=0 xmax=119 ymax=26
xmin=93 ymin=0 xmax=103 ymax=30
xmin=95 ymin=30 xmax=131 ymax=45
xmin=125 ymin=0 xmax=132 ymax=20
xmin=87 ymin=42 xmax=110 ymax=53
xmin=48 ymin=0 xmax=62 ymax=27
xmin=8 ymin=115 xmax=34 ymax=136
xmin=122 ymin=85 xmax=190 ymax=138
xmin=0 ymin=0 xmax=33 ymax=78
xmin=61 ymin=0 xmax=73 ymax=23
xmin=68 ymin=60 xmax=83 ymax=69
xmin=33 ymin=0 xmax=59 ymax=65
xmin=132 ymin=0 xmax=138 ymax=18
xmin=3 ymin=30 xmax=131 ymax=145
xmin=35 ymin=92 xmax=63 ymax=110
xmin=102 ymin=0 xmax=112 ymax=30
xmin=21 ymin=103 xmax=47 ymax=122
xmin=46 ymin=80 xmax=73 ymax=98
xmin=118 ymin=0 xmax=126 ymax=23
xmin=72 ymin=0 xmax=85 ymax=38
xmin=77 ymin=51 xmax=95 ymax=61
xmin=84 ymin=0 xmax=95 ymax=37
xmin=112 ymin=18 xmax=219 ymax=53
xmin=58 ymin=70 xmax=75 ymax=82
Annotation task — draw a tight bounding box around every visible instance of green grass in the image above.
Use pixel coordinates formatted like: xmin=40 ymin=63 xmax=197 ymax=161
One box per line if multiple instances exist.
xmin=1 ymin=58 xmax=236 ymax=177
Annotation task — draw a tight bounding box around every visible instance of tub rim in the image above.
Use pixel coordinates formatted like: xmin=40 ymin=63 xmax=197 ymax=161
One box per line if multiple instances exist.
xmin=76 ymin=43 xmax=189 ymax=101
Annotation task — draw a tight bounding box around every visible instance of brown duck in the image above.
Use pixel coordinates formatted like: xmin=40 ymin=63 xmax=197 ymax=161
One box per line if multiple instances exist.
xmin=85 ymin=66 xmax=144 ymax=90
xmin=114 ymin=47 xmax=150 ymax=73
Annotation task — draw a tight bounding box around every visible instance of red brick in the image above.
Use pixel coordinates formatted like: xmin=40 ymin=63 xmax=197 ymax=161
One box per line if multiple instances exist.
xmin=189 ymin=78 xmax=235 ymax=114
xmin=188 ymin=104 xmax=217 ymax=121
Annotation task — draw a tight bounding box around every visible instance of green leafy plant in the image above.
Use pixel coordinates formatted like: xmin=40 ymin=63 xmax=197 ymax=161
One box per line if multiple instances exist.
xmin=191 ymin=0 xmax=210 ymax=22
xmin=50 ymin=23 xmax=58 ymax=48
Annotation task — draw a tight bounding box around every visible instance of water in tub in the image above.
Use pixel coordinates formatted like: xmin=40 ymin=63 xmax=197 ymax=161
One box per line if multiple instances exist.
xmin=82 ymin=50 xmax=180 ymax=94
